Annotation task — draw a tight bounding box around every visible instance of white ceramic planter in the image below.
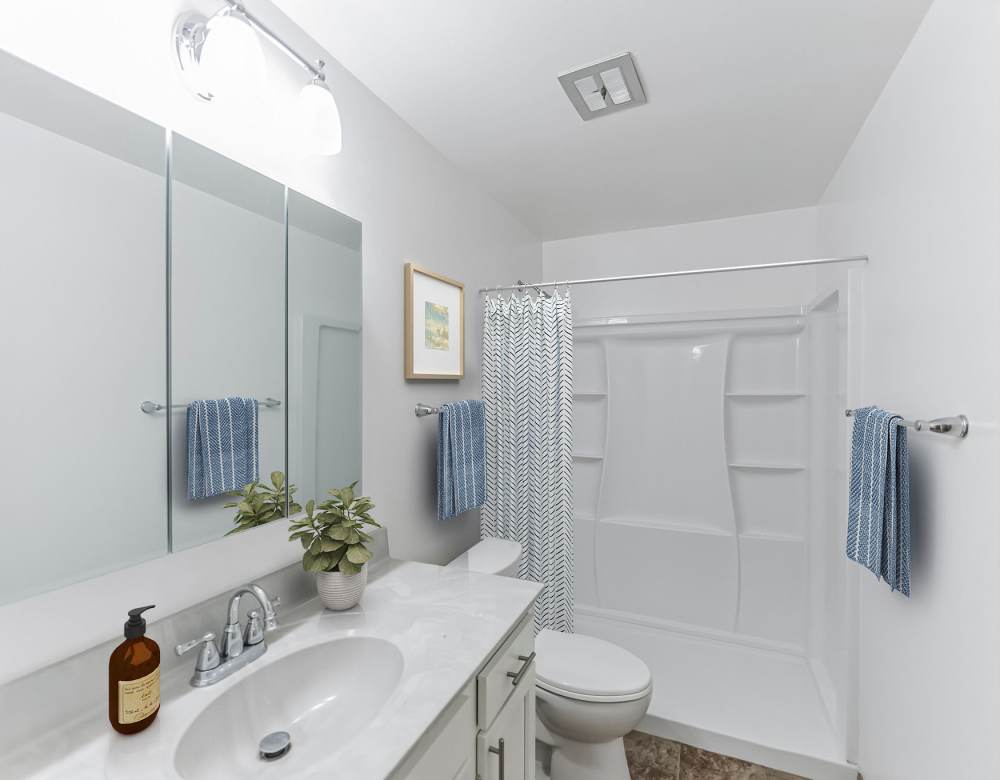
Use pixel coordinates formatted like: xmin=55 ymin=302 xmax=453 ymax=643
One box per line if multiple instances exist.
xmin=316 ymin=565 xmax=368 ymax=610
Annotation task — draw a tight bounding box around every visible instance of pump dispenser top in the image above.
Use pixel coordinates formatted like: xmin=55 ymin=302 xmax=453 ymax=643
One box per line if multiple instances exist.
xmin=124 ymin=604 xmax=154 ymax=639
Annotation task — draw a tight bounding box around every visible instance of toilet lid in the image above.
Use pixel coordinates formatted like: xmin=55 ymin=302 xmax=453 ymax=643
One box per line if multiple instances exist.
xmin=535 ymin=630 xmax=652 ymax=702
xmin=446 ymin=538 xmax=521 ymax=575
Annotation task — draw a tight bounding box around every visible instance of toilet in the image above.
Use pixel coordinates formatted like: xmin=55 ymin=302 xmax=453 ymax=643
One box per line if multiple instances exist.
xmin=446 ymin=536 xmax=522 ymax=577
xmin=447 ymin=539 xmax=652 ymax=780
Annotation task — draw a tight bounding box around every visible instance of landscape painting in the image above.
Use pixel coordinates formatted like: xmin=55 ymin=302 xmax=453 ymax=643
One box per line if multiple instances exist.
xmin=424 ymin=302 xmax=450 ymax=350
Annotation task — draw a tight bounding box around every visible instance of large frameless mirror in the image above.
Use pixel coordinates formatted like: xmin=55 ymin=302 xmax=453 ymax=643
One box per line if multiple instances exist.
xmin=169 ymin=135 xmax=288 ymax=550
xmin=287 ymin=190 xmax=363 ymax=510
xmin=0 ymin=50 xmax=168 ymax=604
xmin=0 ymin=51 xmax=363 ymax=606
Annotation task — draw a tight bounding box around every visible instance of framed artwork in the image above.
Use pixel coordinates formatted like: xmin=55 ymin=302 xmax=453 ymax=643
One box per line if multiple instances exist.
xmin=404 ymin=262 xmax=465 ymax=379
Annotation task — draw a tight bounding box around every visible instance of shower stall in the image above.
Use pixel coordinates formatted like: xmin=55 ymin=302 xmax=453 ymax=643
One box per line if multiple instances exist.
xmin=564 ymin=262 xmax=859 ymax=780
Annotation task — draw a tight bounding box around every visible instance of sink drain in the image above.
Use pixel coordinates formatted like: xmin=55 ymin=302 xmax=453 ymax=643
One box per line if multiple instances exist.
xmin=259 ymin=731 xmax=292 ymax=761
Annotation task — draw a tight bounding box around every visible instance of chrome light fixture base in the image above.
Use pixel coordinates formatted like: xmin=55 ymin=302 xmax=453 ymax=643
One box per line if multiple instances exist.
xmin=173 ymin=11 xmax=213 ymax=101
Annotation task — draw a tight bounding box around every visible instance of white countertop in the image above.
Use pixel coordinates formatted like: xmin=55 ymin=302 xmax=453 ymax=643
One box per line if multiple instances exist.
xmin=6 ymin=560 xmax=541 ymax=780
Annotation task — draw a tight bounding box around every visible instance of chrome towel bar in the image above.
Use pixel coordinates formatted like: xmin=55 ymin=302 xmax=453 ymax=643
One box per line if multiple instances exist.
xmin=845 ymin=409 xmax=968 ymax=438
xmin=415 ymin=403 xmax=440 ymax=417
xmin=141 ymin=398 xmax=282 ymax=414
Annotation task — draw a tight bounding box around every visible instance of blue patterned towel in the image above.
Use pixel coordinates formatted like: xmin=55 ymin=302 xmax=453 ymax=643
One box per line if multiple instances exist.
xmin=847 ymin=406 xmax=911 ymax=596
xmin=187 ymin=397 xmax=259 ymax=500
xmin=438 ymin=400 xmax=487 ymax=520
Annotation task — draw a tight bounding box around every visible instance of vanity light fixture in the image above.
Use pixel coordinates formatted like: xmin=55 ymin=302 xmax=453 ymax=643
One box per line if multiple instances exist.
xmin=298 ymin=75 xmax=342 ymax=156
xmin=174 ymin=1 xmax=343 ymax=155
xmin=197 ymin=8 xmax=265 ymax=103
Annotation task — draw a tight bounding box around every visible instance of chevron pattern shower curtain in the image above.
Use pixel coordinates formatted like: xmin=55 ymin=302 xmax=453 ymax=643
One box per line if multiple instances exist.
xmin=481 ymin=291 xmax=574 ymax=633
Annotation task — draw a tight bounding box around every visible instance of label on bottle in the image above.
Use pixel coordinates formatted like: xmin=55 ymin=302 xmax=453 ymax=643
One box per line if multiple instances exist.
xmin=117 ymin=667 xmax=160 ymax=725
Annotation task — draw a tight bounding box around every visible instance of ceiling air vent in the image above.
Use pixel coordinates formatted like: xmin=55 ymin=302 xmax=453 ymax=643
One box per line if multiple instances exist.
xmin=558 ymin=52 xmax=646 ymax=121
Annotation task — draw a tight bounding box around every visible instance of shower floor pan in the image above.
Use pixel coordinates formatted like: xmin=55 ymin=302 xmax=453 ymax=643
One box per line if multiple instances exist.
xmin=575 ymin=610 xmax=858 ymax=780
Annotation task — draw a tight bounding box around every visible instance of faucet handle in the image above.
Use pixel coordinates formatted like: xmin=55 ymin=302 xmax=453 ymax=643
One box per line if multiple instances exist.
xmin=243 ymin=610 xmax=265 ymax=647
xmin=263 ymin=594 xmax=280 ymax=631
xmin=175 ymin=632 xmax=221 ymax=671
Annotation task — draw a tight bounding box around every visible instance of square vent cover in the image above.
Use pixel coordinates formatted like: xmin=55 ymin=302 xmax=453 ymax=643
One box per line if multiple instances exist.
xmin=558 ymin=52 xmax=646 ymax=121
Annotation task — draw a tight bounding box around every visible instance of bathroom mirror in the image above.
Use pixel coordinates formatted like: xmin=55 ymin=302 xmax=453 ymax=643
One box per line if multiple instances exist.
xmin=0 ymin=51 xmax=363 ymax=606
xmin=287 ymin=190 xmax=363 ymax=508
xmin=169 ymin=135 xmax=288 ymax=551
xmin=0 ymin=51 xmax=168 ymax=605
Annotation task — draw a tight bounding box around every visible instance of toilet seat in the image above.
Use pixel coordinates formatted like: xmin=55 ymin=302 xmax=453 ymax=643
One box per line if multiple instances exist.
xmin=535 ymin=630 xmax=652 ymax=704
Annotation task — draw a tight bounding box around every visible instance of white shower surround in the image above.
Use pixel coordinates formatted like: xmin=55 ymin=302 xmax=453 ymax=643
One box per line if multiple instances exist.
xmin=566 ymin=285 xmax=857 ymax=779
xmin=574 ymin=311 xmax=811 ymax=644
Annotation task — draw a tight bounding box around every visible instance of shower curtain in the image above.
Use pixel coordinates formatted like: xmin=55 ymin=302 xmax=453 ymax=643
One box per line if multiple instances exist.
xmin=481 ymin=291 xmax=574 ymax=633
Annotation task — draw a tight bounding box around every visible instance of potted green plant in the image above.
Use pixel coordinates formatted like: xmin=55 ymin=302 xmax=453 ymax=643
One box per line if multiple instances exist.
xmin=288 ymin=482 xmax=380 ymax=610
xmin=225 ymin=471 xmax=302 ymax=535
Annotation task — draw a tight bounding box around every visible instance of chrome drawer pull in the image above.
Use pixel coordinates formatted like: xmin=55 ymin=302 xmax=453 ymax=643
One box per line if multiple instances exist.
xmin=505 ymin=651 xmax=536 ymax=686
xmin=488 ymin=737 xmax=505 ymax=780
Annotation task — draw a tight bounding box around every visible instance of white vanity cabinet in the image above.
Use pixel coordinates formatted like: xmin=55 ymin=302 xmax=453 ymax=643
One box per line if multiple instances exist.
xmin=394 ymin=612 xmax=536 ymax=780
xmin=476 ymin=663 xmax=534 ymax=780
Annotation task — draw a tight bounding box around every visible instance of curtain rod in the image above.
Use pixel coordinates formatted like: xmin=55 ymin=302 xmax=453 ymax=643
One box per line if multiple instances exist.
xmin=478 ymin=255 xmax=868 ymax=295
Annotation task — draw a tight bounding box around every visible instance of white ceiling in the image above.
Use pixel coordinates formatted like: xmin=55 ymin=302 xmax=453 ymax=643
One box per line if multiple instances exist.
xmin=276 ymin=0 xmax=932 ymax=240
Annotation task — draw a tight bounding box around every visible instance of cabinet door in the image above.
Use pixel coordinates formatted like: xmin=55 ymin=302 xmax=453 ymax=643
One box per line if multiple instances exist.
xmin=476 ymin=665 xmax=535 ymax=780
xmin=393 ymin=682 xmax=476 ymax=779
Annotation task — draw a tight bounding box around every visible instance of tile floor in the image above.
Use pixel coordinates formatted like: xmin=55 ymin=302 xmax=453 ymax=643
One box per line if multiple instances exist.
xmin=624 ymin=731 xmax=808 ymax=780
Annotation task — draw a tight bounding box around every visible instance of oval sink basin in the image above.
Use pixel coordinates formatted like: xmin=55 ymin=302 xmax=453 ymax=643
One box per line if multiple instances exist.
xmin=174 ymin=637 xmax=403 ymax=779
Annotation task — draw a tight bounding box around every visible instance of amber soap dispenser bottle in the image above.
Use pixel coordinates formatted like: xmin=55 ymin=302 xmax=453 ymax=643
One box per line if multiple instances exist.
xmin=109 ymin=605 xmax=160 ymax=734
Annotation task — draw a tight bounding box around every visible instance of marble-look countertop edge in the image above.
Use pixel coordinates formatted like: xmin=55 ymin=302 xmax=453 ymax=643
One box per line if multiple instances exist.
xmin=5 ymin=560 xmax=542 ymax=780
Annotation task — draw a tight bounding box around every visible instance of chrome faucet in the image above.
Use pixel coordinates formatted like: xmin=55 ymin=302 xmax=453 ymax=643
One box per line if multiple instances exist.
xmin=176 ymin=584 xmax=280 ymax=687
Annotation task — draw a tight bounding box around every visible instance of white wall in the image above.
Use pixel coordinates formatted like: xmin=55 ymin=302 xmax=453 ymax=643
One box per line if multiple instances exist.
xmin=543 ymin=207 xmax=820 ymax=318
xmin=0 ymin=0 xmax=541 ymax=571
xmin=816 ymin=1 xmax=1000 ymax=777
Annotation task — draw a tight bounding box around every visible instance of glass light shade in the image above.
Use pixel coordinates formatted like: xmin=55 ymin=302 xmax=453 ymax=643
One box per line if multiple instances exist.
xmin=298 ymin=81 xmax=342 ymax=155
xmin=199 ymin=12 xmax=265 ymax=103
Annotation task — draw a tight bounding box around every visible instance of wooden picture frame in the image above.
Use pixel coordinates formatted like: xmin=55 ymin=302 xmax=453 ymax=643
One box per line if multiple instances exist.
xmin=404 ymin=262 xmax=465 ymax=380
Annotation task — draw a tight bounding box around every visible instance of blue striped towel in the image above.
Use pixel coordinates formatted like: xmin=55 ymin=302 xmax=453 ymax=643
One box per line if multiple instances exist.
xmin=437 ymin=400 xmax=487 ymax=520
xmin=847 ymin=406 xmax=911 ymax=596
xmin=187 ymin=397 xmax=259 ymax=501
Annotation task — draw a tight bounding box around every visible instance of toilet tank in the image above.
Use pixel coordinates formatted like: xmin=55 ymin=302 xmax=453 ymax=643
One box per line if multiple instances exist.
xmin=447 ymin=538 xmax=522 ymax=577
